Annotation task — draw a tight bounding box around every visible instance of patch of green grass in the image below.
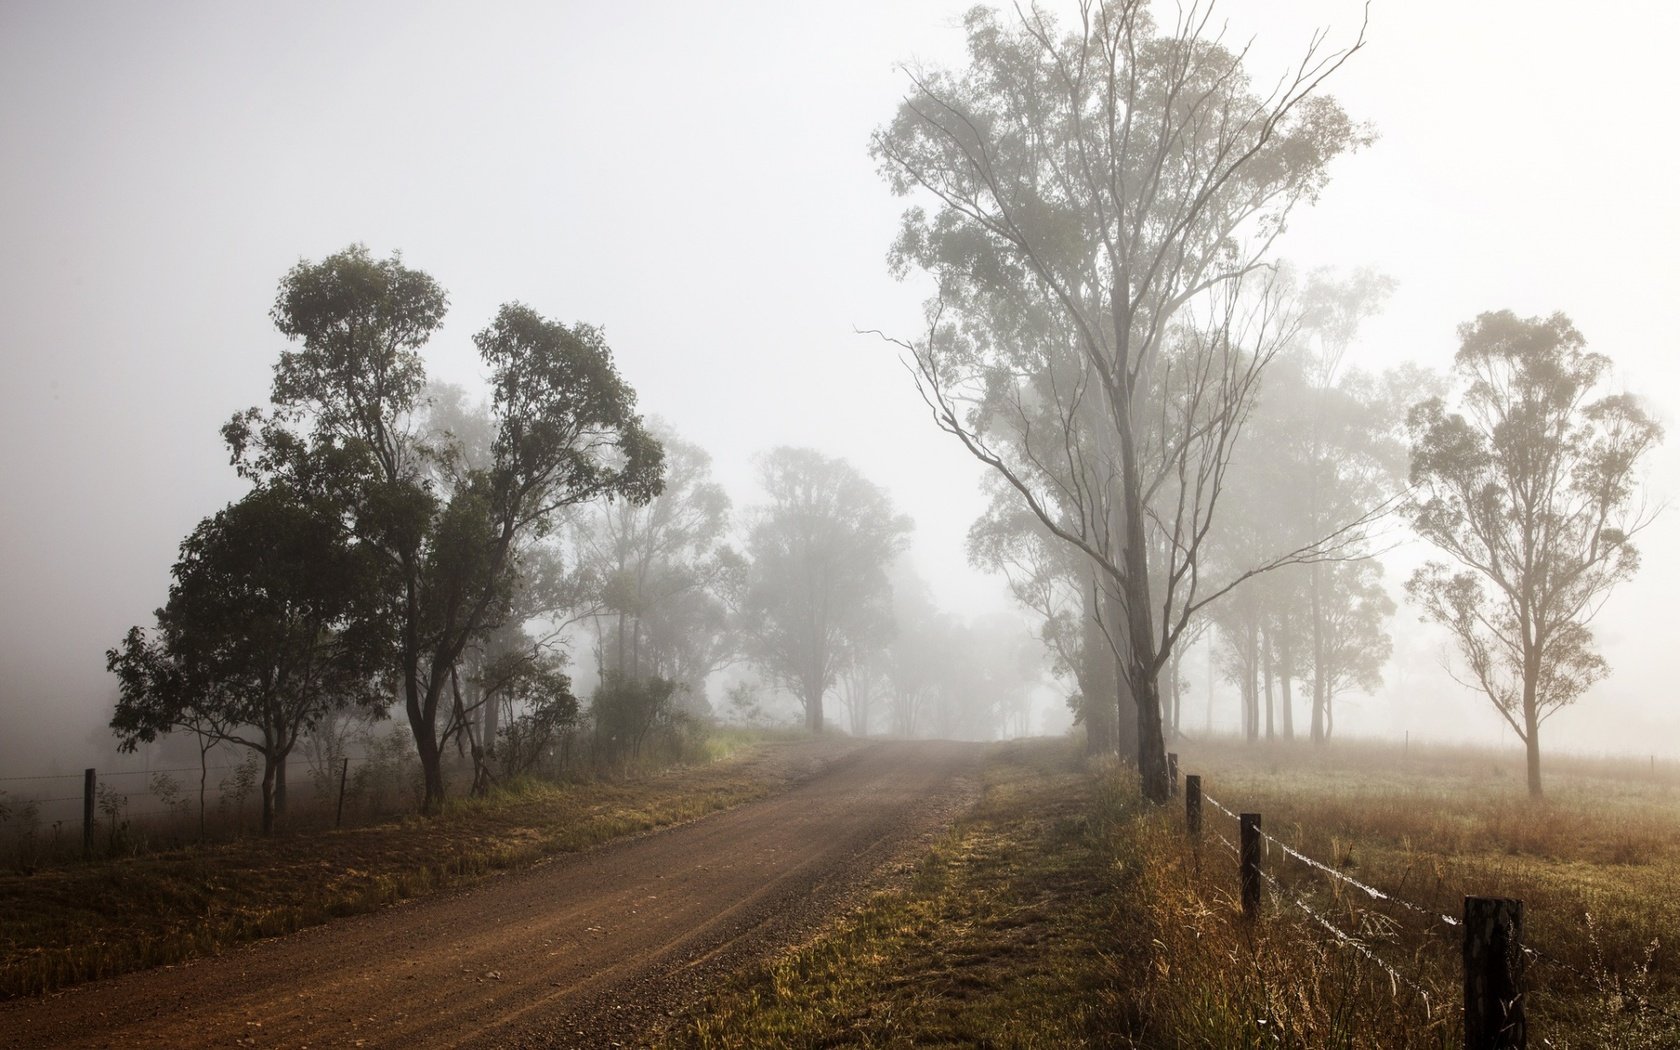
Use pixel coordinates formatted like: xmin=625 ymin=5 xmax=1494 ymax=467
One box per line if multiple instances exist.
xmin=665 ymin=740 xmax=1153 ymax=1049
xmin=0 ymin=736 xmax=824 ymax=999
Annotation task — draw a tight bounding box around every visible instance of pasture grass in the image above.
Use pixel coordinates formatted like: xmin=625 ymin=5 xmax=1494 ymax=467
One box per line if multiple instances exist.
xmin=1154 ymin=735 xmax=1680 ymax=1047
xmin=670 ymin=735 xmax=1680 ymax=1048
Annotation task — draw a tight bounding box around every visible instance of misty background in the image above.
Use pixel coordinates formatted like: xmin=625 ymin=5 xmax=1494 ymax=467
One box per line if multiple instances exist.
xmin=2 ymin=0 xmax=1676 ymax=773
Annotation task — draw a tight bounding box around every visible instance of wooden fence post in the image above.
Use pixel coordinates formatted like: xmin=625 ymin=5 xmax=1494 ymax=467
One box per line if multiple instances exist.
xmin=336 ymin=757 xmax=350 ymax=828
xmin=1464 ymin=896 xmax=1525 ymax=1049
xmin=83 ymin=768 xmax=96 ymax=858
xmin=1240 ymin=812 xmax=1262 ymax=919
xmin=1167 ymin=752 xmax=1179 ymax=796
xmin=1185 ymin=774 xmax=1202 ymax=837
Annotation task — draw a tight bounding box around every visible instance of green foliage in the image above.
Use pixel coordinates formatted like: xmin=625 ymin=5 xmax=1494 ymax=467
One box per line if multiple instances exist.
xmin=219 ymin=245 xmax=665 ymax=811
xmin=107 ymin=479 xmax=390 ymax=833
xmin=487 ymin=649 xmax=579 ymax=778
xmin=590 ymin=672 xmax=681 ymax=764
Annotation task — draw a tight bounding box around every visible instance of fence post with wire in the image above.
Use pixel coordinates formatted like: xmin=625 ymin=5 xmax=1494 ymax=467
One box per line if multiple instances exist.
xmin=1185 ymin=769 xmax=1571 ymax=1049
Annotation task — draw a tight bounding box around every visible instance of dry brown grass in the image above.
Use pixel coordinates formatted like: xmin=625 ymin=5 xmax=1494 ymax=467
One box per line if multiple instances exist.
xmin=0 ymin=736 xmax=826 ymax=999
xmin=1154 ymin=735 xmax=1680 ymax=1047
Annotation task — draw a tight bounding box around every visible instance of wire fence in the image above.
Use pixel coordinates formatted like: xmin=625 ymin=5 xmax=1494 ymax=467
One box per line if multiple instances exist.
xmin=1181 ymin=765 xmax=1680 ymax=1043
xmin=0 ymin=743 xmax=432 ymax=864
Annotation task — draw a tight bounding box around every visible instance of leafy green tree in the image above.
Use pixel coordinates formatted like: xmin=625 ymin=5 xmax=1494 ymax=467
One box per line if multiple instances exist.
xmin=873 ymin=2 xmax=1369 ymax=801
xmin=227 ymin=246 xmax=663 ymax=810
xmin=1406 ymin=310 xmax=1661 ymax=798
xmin=107 ymin=482 xmax=390 ymax=833
xmin=481 ymin=646 xmax=578 ymax=779
xmin=740 ymin=448 xmax=911 ymax=733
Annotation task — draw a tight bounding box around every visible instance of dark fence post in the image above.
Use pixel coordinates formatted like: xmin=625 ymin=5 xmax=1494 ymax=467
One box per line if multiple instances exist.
xmin=1240 ymin=812 xmax=1262 ymax=919
xmin=83 ymin=768 xmax=96 ymax=858
xmin=1185 ymin=774 xmax=1202 ymax=837
xmin=336 ymin=757 xmax=350 ymax=829
xmin=1167 ymin=752 xmax=1179 ymax=796
xmin=1464 ymin=896 xmax=1525 ymax=1049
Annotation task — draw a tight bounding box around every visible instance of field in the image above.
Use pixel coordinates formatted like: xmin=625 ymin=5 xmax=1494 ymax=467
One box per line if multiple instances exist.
xmin=1156 ymin=735 xmax=1680 ymax=1047
xmin=0 ymin=731 xmax=845 ymax=1000
xmin=6 ymin=732 xmax=1678 ymax=1047
xmin=662 ymin=735 xmax=1680 ymax=1048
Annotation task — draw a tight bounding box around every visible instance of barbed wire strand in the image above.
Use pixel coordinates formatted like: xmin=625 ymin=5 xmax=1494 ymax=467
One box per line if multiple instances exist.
xmin=1259 ymin=865 xmax=1436 ymax=1011
xmin=2 ymin=757 xmax=372 ymax=786
xmin=1202 ymin=787 xmax=1680 ymax=1024
xmin=1205 ymin=790 xmax=1461 ymax=930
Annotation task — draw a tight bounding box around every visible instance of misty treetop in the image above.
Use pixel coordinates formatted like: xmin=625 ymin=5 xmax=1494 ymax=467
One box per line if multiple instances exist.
xmin=739 ymin=447 xmax=913 ymax=734
xmin=1406 ymin=310 xmax=1662 ymax=798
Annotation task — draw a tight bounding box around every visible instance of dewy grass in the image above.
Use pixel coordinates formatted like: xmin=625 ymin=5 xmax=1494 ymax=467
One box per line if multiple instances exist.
xmin=1149 ymin=735 xmax=1680 ymax=1048
xmin=665 ymin=739 xmax=1154 ymax=1049
xmin=0 ymin=734 xmax=815 ymax=999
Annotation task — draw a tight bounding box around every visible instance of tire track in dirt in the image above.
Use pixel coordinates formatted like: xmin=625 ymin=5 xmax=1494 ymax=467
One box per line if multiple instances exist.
xmin=2 ymin=739 xmax=984 ymax=1049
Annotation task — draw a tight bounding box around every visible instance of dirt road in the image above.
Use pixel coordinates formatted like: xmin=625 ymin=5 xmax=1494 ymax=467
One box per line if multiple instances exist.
xmin=2 ymin=740 xmax=983 ymax=1049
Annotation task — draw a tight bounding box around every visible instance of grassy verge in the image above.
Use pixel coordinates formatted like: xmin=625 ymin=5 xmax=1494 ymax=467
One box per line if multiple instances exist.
xmin=1150 ymin=736 xmax=1680 ymax=1048
xmin=663 ymin=739 xmax=1153 ymax=1048
xmin=665 ymin=736 xmax=1680 ymax=1048
xmin=0 ymin=733 xmax=828 ymax=999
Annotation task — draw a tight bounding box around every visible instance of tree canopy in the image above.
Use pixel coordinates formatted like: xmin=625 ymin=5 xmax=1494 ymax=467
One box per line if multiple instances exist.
xmin=108 ymin=481 xmax=390 ymax=832
xmin=1406 ymin=310 xmax=1661 ymax=797
xmin=739 ymin=448 xmax=911 ymax=733
xmin=228 ymin=245 xmax=664 ymax=810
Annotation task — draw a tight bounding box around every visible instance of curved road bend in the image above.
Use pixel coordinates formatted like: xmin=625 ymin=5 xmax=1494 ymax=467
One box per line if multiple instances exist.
xmin=3 ymin=739 xmax=984 ymax=1049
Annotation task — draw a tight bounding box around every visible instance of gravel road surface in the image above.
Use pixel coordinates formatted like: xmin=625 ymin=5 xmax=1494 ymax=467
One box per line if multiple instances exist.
xmin=2 ymin=739 xmax=984 ymax=1049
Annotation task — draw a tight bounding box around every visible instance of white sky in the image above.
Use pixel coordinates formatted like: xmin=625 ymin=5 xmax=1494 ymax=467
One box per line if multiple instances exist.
xmin=2 ymin=1 xmax=1677 ymax=766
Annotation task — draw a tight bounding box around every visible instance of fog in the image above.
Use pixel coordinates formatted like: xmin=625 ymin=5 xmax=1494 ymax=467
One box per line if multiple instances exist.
xmin=2 ymin=0 xmax=1677 ymax=775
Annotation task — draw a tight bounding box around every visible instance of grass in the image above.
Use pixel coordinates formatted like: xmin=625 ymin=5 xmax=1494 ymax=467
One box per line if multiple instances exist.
xmin=0 ymin=732 xmax=824 ymax=1000
xmin=663 ymin=739 xmax=1152 ymax=1048
xmin=1156 ymin=735 xmax=1680 ymax=1048
xmin=665 ymin=735 xmax=1680 ymax=1048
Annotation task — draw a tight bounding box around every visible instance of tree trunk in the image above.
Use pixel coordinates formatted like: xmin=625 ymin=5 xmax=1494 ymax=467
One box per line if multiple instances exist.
xmin=259 ymin=754 xmax=277 ymax=835
xmin=482 ymin=685 xmax=501 ymax=770
xmin=1082 ymin=574 xmax=1118 ymax=755
xmin=1523 ymin=667 xmax=1543 ymax=798
xmin=411 ymin=672 xmax=446 ymax=809
xmin=1245 ymin=618 xmax=1260 ymax=742
xmin=1278 ymin=627 xmax=1295 ymax=740
xmin=273 ymin=754 xmax=287 ymax=820
xmin=1262 ymin=626 xmax=1275 ymax=741
xmin=1310 ymin=562 xmax=1327 ymax=744
xmin=1114 ymin=442 xmax=1166 ymax=802
xmin=197 ymin=745 xmax=209 ymax=838
xmin=1169 ymin=644 xmax=1184 ymax=741
xmin=805 ymin=670 xmax=825 ymax=734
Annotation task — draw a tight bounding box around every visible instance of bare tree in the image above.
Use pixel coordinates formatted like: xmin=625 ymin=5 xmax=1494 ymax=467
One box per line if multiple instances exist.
xmin=871 ymin=0 xmax=1371 ymax=800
